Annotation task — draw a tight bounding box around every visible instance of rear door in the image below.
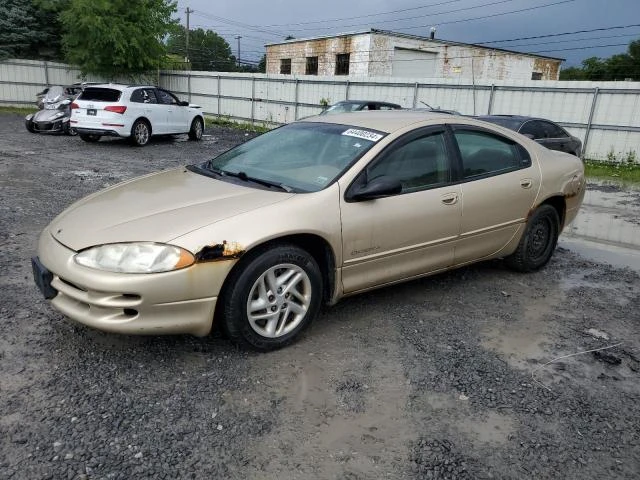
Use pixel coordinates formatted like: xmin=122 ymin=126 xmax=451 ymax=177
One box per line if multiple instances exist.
xmin=129 ymin=88 xmax=164 ymax=133
xmin=450 ymin=126 xmax=539 ymax=265
xmin=339 ymin=126 xmax=462 ymax=293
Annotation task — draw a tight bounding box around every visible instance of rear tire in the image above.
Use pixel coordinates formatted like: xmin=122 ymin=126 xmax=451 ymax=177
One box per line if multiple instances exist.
xmin=130 ymin=119 xmax=151 ymax=146
xmin=79 ymin=134 xmax=100 ymax=143
xmin=505 ymin=204 xmax=559 ymax=272
xmin=64 ymin=123 xmax=77 ymax=136
xmin=219 ymin=244 xmax=322 ymax=351
xmin=188 ymin=117 xmax=203 ymax=141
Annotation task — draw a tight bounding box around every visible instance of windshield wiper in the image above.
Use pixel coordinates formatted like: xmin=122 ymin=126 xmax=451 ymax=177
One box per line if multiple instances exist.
xmin=204 ymin=162 xmax=294 ymax=192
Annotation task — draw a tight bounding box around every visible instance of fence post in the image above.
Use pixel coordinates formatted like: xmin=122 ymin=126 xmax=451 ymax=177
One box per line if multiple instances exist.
xmin=582 ymin=87 xmax=599 ymax=160
xmin=294 ymin=78 xmax=299 ymax=121
xmin=345 ymin=79 xmax=350 ymax=100
xmin=251 ymin=76 xmax=256 ymax=124
xmin=217 ymin=74 xmax=221 ymax=118
xmin=43 ymin=61 xmax=49 ymax=86
xmin=412 ymin=82 xmax=419 ymax=108
xmin=488 ymin=84 xmax=495 ymax=114
xmin=187 ymin=73 xmax=192 ymax=103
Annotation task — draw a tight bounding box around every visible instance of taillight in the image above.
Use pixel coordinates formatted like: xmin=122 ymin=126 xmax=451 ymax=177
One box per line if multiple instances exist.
xmin=70 ymin=102 xmax=79 ymax=109
xmin=105 ymin=105 xmax=127 ymax=114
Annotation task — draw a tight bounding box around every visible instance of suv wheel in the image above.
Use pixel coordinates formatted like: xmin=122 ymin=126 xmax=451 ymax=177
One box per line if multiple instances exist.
xmin=188 ymin=117 xmax=203 ymax=141
xmin=131 ymin=119 xmax=151 ymax=146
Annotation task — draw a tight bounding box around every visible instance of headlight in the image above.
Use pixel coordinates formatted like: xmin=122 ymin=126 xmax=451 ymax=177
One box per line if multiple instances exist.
xmin=74 ymin=243 xmax=195 ymax=273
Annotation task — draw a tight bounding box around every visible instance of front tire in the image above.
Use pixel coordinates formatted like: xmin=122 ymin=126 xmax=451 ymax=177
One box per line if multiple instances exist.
xmin=220 ymin=244 xmax=322 ymax=351
xmin=130 ymin=119 xmax=151 ymax=146
xmin=188 ymin=117 xmax=203 ymax=141
xmin=79 ymin=134 xmax=100 ymax=143
xmin=25 ymin=119 xmax=36 ymax=133
xmin=505 ymin=204 xmax=560 ymax=272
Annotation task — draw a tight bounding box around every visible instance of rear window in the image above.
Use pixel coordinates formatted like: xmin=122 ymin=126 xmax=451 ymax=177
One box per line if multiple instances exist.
xmin=78 ymin=88 xmax=122 ymax=102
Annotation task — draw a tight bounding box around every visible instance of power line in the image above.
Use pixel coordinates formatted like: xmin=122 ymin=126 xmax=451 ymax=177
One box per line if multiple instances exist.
xmin=477 ymin=23 xmax=640 ymax=44
xmin=258 ymin=0 xmax=463 ymax=28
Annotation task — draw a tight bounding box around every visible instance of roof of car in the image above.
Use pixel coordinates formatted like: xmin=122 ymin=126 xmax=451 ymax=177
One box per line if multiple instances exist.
xmin=477 ymin=115 xmax=539 ymax=122
xmin=335 ymin=100 xmax=401 ymax=106
xmin=300 ymin=110 xmax=466 ymax=133
xmin=83 ymin=83 xmax=156 ymax=90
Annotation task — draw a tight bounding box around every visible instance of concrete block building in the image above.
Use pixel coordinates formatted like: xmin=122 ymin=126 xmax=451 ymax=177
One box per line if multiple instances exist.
xmin=265 ymin=29 xmax=563 ymax=81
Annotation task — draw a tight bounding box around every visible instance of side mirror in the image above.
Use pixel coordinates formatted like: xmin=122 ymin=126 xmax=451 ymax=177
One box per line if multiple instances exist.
xmin=60 ymin=99 xmax=71 ymax=106
xmin=179 ymin=100 xmax=189 ymax=106
xmin=348 ymin=175 xmax=402 ymax=201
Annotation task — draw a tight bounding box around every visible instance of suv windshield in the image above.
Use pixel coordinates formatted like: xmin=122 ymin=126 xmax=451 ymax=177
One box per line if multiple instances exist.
xmin=202 ymin=122 xmax=385 ymax=192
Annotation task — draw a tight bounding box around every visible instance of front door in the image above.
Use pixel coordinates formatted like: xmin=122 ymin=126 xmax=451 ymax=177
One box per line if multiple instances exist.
xmin=339 ymin=127 xmax=461 ymax=294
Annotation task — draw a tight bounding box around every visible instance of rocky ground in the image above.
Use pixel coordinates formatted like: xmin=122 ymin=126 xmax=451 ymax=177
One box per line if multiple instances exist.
xmin=1 ymin=113 xmax=638 ymax=479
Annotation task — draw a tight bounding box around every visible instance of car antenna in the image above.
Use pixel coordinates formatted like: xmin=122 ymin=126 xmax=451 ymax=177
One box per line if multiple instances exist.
xmin=420 ymin=101 xmax=440 ymax=110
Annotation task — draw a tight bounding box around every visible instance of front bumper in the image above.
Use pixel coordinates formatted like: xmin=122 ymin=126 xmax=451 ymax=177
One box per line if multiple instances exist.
xmin=33 ymin=119 xmax=68 ymax=133
xmin=36 ymin=231 xmax=237 ymax=336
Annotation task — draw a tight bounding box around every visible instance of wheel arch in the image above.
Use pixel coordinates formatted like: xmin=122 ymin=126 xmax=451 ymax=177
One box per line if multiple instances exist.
xmin=215 ymin=233 xmax=338 ymax=314
xmin=132 ymin=116 xmax=152 ymax=135
xmin=537 ymin=195 xmax=566 ymax=229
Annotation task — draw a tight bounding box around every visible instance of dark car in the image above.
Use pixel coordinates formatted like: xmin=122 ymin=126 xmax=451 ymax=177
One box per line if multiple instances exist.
xmin=477 ymin=115 xmax=582 ymax=157
xmin=320 ymin=100 xmax=402 ymax=115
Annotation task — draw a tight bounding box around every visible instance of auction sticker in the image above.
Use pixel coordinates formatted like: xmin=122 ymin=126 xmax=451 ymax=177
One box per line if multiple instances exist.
xmin=342 ymin=128 xmax=383 ymax=142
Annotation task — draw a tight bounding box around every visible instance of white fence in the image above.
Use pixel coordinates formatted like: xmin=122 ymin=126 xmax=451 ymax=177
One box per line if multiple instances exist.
xmin=2 ymin=58 xmax=639 ymax=161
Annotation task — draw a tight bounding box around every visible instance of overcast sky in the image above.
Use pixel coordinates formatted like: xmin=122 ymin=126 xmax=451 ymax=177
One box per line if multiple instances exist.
xmin=176 ymin=0 xmax=640 ymax=68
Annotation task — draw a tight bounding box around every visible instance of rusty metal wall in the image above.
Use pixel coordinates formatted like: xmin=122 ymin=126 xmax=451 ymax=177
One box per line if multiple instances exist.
xmin=1 ymin=59 xmax=639 ymax=161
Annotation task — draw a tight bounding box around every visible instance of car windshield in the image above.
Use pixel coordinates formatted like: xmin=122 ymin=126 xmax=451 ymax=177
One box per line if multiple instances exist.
xmin=479 ymin=117 xmax=523 ymax=131
xmin=203 ymin=122 xmax=385 ymax=192
xmin=44 ymin=86 xmax=64 ymax=102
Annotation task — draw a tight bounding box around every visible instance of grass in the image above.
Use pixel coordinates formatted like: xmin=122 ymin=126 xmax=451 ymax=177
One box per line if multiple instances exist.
xmin=584 ymin=159 xmax=640 ymax=184
xmin=0 ymin=105 xmax=36 ymax=115
xmin=205 ymin=115 xmax=271 ymax=134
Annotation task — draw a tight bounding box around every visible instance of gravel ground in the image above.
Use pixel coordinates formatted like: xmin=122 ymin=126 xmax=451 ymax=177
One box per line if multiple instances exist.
xmin=1 ymin=113 xmax=639 ymax=479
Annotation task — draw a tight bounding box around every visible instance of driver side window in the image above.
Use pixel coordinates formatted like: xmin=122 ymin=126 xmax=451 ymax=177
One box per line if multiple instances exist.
xmin=156 ymin=89 xmax=177 ymax=105
xmin=367 ymin=131 xmax=449 ymax=193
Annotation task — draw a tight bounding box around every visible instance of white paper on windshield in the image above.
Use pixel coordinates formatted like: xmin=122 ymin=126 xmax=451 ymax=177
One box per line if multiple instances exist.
xmin=342 ymin=128 xmax=383 ymax=142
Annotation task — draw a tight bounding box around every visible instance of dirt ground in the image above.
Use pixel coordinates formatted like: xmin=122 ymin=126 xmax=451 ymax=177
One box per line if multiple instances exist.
xmin=0 ymin=113 xmax=639 ymax=480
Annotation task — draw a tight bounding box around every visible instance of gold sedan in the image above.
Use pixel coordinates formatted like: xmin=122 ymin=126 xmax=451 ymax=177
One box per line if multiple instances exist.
xmin=32 ymin=111 xmax=585 ymax=350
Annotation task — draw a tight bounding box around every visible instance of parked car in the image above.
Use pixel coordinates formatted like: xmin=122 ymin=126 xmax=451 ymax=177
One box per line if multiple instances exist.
xmin=25 ymin=85 xmax=77 ymax=135
xmin=71 ymin=84 xmax=205 ymax=146
xmin=320 ymin=100 xmax=402 ymax=115
xmin=477 ymin=115 xmax=582 ymax=157
xmin=32 ymin=111 xmax=585 ymax=350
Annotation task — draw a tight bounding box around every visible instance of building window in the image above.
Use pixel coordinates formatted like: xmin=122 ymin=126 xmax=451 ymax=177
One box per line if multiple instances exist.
xmin=280 ymin=58 xmax=292 ymax=75
xmin=531 ymin=72 xmax=543 ymax=80
xmin=306 ymin=56 xmax=318 ymax=75
xmin=335 ymin=53 xmax=350 ymax=75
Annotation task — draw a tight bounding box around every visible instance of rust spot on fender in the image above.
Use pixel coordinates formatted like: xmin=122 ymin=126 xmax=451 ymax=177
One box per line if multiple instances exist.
xmin=195 ymin=241 xmax=244 ymax=263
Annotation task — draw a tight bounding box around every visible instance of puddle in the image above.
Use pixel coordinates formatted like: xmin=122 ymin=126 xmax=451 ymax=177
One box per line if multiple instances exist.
xmin=560 ymin=179 xmax=640 ymax=270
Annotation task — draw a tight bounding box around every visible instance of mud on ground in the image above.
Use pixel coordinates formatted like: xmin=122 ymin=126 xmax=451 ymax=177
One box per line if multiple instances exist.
xmin=0 ymin=113 xmax=638 ymax=479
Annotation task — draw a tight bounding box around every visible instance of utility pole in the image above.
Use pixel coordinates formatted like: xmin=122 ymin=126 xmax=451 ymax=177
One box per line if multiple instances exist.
xmin=185 ymin=7 xmax=194 ymax=63
xmin=235 ymin=35 xmax=242 ymax=68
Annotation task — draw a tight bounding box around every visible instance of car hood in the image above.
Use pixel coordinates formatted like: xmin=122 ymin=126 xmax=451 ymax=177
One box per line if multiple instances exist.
xmin=50 ymin=168 xmax=293 ymax=251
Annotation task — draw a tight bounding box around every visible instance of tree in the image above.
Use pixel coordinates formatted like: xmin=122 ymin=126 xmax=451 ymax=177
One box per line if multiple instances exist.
xmin=60 ymin=0 xmax=178 ymax=78
xmin=0 ymin=0 xmax=48 ymax=59
xmin=257 ymin=54 xmax=266 ymax=73
xmin=167 ymin=28 xmax=236 ymax=71
xmin=560 ymin=39 xmax=640 ymax=81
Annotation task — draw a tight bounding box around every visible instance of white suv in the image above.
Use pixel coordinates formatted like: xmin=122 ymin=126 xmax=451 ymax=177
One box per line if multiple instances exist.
xmin=71 ymin=84 xmax=205 ymax=146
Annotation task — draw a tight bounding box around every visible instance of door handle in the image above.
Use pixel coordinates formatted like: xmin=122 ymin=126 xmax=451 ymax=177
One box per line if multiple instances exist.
xmin=441 ymin=193 xmax=458 ymax=205
xmin=520 ymin=179 xmax=533 ymax=189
